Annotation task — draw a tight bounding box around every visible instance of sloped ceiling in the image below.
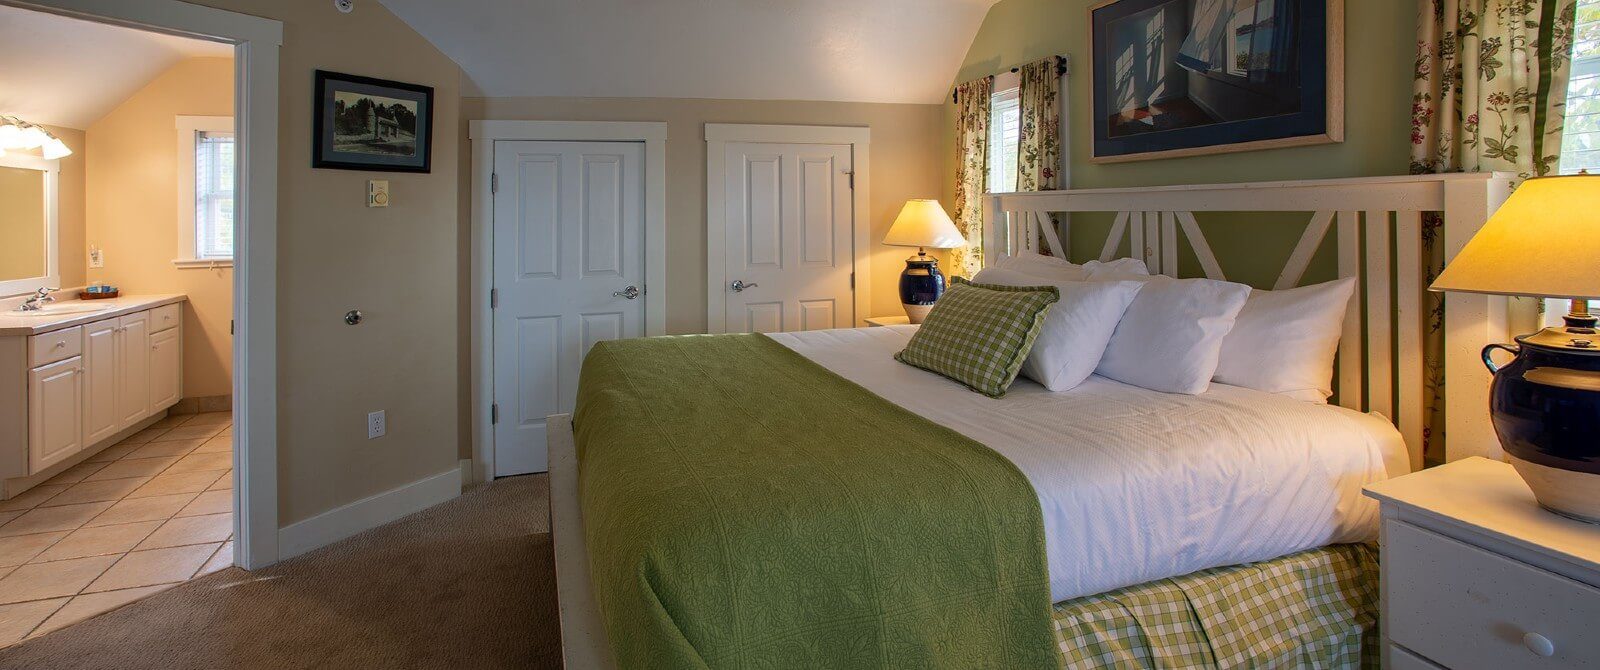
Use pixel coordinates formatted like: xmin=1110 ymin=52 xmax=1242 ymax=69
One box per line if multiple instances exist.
xmin=379 ymin=0 xmax=998 ymax=104
xmin=0 ymin=5 xmax=232 ymax=130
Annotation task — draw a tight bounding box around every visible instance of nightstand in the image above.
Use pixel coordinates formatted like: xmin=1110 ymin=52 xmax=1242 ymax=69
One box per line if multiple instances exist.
xmin=864 ymin=315 xmax=911 ymax=327
xmin=1363 ymin=457 xmax=1600 ymax=669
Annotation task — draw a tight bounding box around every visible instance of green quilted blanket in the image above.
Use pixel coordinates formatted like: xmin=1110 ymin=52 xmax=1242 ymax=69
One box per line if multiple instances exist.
xmin=573 ymin=333 xmax=1056 ymax=669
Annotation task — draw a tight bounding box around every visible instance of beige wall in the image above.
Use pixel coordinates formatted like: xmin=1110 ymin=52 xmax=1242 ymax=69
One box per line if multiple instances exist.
xmin=86 ymin=58 xmax=234 ymax=399
xmin=190 ymin=0 xmax=462 ymax=527
xmin=455 ymin=96 xmax=946 ymax=455
xmin=52 ymin=125 xmax=87 ymax=290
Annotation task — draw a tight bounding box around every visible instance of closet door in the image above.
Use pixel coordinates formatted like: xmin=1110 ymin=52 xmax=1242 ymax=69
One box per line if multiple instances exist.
xmin=115 ymin=312 xmax=151 ymax=429
xmin=83 ymin=319 xmax=120 ymax=445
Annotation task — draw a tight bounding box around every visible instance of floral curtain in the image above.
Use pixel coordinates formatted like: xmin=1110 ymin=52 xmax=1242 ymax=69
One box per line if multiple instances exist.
xmin=951 ymin=76 xmax=993 ymax=278
xmin=1017 ymin=57 xmax=1063 ymax=193
xmin=1018 ymin=57 xmax=1065 ymax=257
xmin=1411 ymin=0 xmax=1577 ymax=463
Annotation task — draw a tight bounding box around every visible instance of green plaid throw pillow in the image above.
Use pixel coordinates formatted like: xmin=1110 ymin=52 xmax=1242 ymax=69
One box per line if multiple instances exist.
xmin=894 ymin=277 xmax=1059 ymax=397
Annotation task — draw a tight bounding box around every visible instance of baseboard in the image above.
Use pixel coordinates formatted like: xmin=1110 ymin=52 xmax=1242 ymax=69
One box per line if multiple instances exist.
xmin=170 ymin=394 xmax=231 ymax=415
xmin=277 ymin=467 xmax=461 ymax=560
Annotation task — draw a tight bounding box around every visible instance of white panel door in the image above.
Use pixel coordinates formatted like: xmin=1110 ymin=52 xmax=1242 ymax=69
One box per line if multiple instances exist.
xmin=82 ymin=319 xmax=119 ymax=445
xmin=721 ymin=142 xmax=854 ymax=333
xmin=29 ymin=356 xmax=84 ymax=474
xmin=493 ymin=141 xmax=645 ymax=476
xmin=115 ymin=312 xmax=150 ymax=429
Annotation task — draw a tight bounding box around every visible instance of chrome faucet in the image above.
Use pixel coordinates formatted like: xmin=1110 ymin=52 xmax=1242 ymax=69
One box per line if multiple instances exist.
xmin=18 ymin=287 xmax=59 ymax=311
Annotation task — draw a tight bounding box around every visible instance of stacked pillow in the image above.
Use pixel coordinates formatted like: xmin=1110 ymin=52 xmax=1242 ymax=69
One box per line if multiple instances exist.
xmin=905 ymin=253 xmax=1354 ymax=401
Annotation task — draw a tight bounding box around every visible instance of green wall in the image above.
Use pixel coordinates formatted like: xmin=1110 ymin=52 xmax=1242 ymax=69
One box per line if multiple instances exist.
xmin=943 ymin=0 xmax=1418 ymax=286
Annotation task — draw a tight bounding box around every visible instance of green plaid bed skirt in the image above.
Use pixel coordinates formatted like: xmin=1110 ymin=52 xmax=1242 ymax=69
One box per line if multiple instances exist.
xmin=1050 ymin=544 xmax=1379 ymax=669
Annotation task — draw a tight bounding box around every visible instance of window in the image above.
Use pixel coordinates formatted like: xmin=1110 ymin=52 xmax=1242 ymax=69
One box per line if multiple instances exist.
xmin=1224 ymin=0 xmax=1278 ymax=77
xmin=175 ymin=116 xmax=235 ymax=267
xmin=1560 ymin=0 xmax=1600 ymax=174
xmin=988 ymin=71 xmax=1022 ymax=193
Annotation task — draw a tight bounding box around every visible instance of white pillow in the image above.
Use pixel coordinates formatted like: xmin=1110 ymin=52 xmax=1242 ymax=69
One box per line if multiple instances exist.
xmin=1095 ymin=276 xmax=1252 ymax=394
xmin=1081 ymin=258 xmax=1150 ymax=280
xmin=987 ymin=254 xmax=1089 ymax=281
xmin=972 ymin=268 xmax=1145 ymax=391
xmin=1213 ymin=278 xmax=1356 ymax=403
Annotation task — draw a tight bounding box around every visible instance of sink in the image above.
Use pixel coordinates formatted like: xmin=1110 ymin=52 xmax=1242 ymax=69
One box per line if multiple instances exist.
xmin=10 ymin=303 xmax=114 ymax=317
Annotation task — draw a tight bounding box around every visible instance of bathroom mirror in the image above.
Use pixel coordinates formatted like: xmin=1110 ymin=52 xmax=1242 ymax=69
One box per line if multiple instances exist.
xmin=0 ymin=154 xmax=59 ymax=298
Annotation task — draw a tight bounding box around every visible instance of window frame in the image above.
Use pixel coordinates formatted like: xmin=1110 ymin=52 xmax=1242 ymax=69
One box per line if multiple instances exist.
xmin=174 ymin=115 xmax=235 ymax=268
xmin=988 ymin=70 xmax=1022 ymax=194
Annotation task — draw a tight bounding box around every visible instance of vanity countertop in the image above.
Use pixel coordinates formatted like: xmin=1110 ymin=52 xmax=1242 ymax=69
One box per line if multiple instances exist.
xmin=0 ymin=294 xmax=188 ymax=336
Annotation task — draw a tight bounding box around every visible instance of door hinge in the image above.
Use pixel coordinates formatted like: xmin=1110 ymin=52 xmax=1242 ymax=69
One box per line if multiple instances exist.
xmin=849 ymin=272 xmax=855 ymax=289
xmin=229 ymin=319 xmax=234 ymax=335
xmin=491 ymin=172 xmax=498 ymax=194
xmin=491 ymin=403 xmax=499 ymax=425
xmin=490 ymin=288 xmax=498 ymax=309
xmin=845 ymin=170 xmax=855 ymax=189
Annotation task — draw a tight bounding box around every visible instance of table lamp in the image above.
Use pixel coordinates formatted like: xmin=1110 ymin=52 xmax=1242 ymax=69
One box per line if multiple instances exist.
xmin=1431 ymin=173 xmax=1600 ymax=523
xmin=883 ymin=199 xmax=967 ymax=323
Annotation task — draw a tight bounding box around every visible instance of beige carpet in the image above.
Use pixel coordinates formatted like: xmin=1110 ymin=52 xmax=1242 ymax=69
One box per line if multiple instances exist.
xmin=0 ymin=474 xmax=562 ymax=669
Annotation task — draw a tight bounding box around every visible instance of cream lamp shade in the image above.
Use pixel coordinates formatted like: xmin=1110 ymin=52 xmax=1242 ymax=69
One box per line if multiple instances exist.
xmin=1431 ymin=174 xmax=1600 ymax=300
xmin=883 ymin=199 xmax=966 ymax=249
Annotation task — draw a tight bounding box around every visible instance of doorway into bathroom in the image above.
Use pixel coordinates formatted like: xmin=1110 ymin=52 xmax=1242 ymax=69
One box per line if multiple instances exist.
xmin=0 ymin=0 xmax=279 ymax=645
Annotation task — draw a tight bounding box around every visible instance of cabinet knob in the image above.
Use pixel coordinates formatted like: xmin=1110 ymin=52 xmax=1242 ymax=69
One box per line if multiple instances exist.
xmin=53 ymin=341 xmax=65 ymax=349
xmin=1523 ymin=632 xmax=1555 ymax=657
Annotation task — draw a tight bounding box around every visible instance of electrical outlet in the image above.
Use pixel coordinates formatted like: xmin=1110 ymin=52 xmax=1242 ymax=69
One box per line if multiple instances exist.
xmin=367 ymin=410 xmax=386 ymax=439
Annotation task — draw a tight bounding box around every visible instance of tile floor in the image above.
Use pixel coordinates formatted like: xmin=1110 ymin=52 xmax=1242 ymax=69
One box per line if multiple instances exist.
xmin=0 ymin=412 xmax=233 ymax=646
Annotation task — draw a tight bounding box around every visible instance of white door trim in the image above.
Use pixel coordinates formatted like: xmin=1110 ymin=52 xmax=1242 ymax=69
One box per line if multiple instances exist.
xmin=467 ymin=120 xmax=667 ymax=484
xmin=705 ymin=124 xmax=872 ymax=333
xmin=4 ymin=0 xmax=283 ymax=569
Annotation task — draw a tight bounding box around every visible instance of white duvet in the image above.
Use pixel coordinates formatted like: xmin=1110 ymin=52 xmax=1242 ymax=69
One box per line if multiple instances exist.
xmin=768 ymin=326 xmax=1407 ymax=603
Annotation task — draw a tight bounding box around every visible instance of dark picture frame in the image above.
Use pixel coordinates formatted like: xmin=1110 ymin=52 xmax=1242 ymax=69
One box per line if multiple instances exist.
xmin=1088 ymin=0 xmax=1343 ymax=163
xmin=312 ymin=70 xmax=434 ymax=173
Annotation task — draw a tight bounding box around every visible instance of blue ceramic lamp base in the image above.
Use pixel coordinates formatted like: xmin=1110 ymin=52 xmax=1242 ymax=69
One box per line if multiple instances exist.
xmin=898 ymin=251 xmax=945 ymax=324
xmin=1486 ymin=303 xmax=1600 ymax=524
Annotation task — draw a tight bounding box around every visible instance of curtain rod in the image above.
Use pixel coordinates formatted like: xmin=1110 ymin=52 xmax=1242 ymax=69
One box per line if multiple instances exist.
xmin=951 ymin=55 xmax=1067 ymax=103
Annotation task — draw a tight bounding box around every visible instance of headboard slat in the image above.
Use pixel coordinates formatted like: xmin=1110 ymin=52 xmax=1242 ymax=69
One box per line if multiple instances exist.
xmin=1336 ymin=211 xmax=1363 ymax=411
xmin=1366 ymin=210 xmax=1395 ymax=421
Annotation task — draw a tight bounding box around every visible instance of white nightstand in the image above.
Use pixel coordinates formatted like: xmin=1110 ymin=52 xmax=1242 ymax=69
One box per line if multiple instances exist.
xmin=1363 ymin=457 xmax=1600 ymax=669
xmin=864 ymin=315 xmax=911 ymax=327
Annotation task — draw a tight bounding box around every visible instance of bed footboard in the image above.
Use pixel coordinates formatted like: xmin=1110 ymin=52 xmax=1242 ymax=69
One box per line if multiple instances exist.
xmin=548 ymin=413 xmax=616 ymax=670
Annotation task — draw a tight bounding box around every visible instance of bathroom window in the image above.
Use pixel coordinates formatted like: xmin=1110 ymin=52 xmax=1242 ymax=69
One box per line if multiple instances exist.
xmin=175 ymin=115 xmax=235 ymax=267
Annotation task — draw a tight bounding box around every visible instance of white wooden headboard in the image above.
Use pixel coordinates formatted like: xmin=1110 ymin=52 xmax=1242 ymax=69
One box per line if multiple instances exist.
xmin=982 ymin=173 xmax=1517 ymax=471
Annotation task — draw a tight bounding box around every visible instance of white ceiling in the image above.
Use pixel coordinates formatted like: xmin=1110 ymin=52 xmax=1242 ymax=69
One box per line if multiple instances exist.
xmin=0 ymin=5 xmax=232 ymax=130
xmin=379 ymin=0 xmax=998 ymax=104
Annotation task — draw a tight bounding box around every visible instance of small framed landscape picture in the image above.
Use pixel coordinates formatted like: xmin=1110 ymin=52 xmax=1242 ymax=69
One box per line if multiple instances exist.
xmin=312 ymin=70 xmax=434 ymax=173
xmin=1088 ymin=0 xmax=1343 ymax=163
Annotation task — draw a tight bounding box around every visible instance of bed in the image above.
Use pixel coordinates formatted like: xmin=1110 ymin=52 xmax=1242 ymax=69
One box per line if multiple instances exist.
xmin=547 ymin=173 xmax=1518 ymax=669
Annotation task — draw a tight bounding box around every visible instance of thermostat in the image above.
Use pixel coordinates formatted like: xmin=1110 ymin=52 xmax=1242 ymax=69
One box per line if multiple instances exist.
xmin=368 ymin=180 xmax=389 ymax=208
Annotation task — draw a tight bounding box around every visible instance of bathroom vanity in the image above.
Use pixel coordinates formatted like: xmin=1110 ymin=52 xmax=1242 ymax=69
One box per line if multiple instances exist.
xmin=0 ymin=294 xmax=187 ymax=497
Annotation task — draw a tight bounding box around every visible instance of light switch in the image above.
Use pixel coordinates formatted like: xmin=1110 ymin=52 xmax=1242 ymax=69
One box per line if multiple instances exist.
xmin=367 ymin=180 xmax=390 ymax=208
xmin=88 ymin=246 xmax=104 ymax=269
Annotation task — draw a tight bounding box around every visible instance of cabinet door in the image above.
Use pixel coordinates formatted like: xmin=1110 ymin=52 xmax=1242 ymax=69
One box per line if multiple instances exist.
xmin=149 ymin=327 xmax=181 ymax=411
xmin=83 ymin=319 xmax=120 ymax=445
xmin=116 ymin=312 xmax=151 ymax=429
xmin=29 ymin=357 xmax=84 ymax=474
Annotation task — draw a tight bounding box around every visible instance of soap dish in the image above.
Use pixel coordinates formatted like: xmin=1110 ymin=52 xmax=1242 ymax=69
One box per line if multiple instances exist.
xmin=80 ymin=289 xmax=120 ymax=300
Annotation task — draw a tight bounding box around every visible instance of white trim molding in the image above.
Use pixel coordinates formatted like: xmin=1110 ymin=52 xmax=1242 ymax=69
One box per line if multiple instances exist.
xmin=277 ymin=467 xmax=461 ymax=560
xmin=466 ymin=120 xmax=668 ymax=484
xmin=174 ymin=115 xmax=234 ymax=267
xmin=5 ymin=0 xmax=284 ymax=571
xmin=0 ymin=153 xmax=60 ymax=298
xmin=704 ymin=123 xmax=873 ymax=332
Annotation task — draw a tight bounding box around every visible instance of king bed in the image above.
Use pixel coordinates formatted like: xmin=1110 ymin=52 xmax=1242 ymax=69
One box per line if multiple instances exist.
xmin=547 ymin=173 xmax=1517 ymax=669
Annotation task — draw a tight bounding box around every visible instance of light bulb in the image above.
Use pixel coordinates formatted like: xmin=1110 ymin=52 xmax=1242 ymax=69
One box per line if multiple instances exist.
xmin=41 ymin=137 xmax=71 ymax=159
xmin=0 ymin=123 xmax=21 ymax=149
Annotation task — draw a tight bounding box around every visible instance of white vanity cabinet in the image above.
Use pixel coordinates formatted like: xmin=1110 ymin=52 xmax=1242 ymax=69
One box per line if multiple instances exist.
xmin=2 ymin=299 xmax=184 ymax=484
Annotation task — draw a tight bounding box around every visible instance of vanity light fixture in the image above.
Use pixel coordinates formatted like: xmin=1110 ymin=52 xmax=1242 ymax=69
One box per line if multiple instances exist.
xmin=0 ymin=115 xmax=72 ymax=159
